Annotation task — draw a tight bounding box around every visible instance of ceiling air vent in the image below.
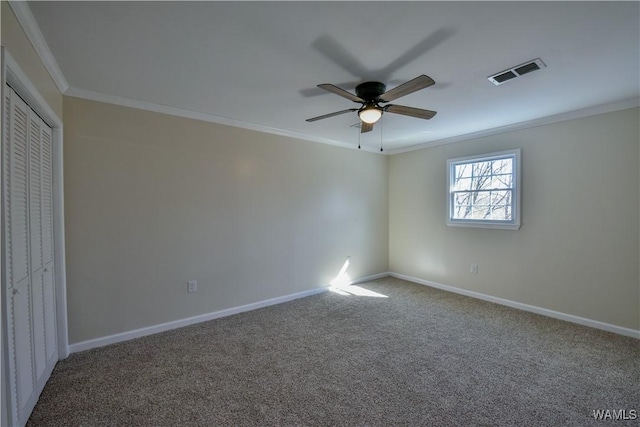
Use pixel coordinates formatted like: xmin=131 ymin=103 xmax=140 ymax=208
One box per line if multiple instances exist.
xmin=488 ymin=58 xmax=546 ymax=86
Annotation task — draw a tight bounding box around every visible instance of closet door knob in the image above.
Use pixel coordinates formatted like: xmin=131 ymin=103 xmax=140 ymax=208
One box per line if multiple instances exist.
xmin=12 ymin=289 xmax=19 ymax=295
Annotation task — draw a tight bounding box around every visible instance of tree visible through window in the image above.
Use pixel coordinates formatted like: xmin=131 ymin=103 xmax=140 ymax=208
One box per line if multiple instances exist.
xmin=447 ymin=149 xmax=521 ymax=229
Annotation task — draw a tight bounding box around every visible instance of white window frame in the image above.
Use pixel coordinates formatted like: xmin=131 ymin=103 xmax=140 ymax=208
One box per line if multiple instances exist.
xmin=446 ymin=148 xmax=521 ymax=230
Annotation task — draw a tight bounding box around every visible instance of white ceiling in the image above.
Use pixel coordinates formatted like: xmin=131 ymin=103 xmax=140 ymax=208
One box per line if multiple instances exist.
xmin=27 ymin=1 xmax=640 ymax=153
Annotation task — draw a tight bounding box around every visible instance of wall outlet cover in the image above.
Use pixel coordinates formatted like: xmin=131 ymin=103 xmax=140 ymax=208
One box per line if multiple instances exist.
xmin=188 ymin=280 xmax=197 ymax=293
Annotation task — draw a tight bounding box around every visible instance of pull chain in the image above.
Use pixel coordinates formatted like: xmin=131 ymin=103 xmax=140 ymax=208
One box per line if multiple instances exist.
xmin=380 ymin=116 xmax=384 ymax=152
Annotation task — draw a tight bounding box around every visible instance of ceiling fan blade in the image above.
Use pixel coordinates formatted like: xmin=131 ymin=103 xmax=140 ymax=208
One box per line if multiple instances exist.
xmin=300 ymin=81 xmax=362 ymax=98
xmin=361 ymin=121 xmax=374 ymax=133
xmin=318 ymin=84 xmax=365 ymax=103
xmin=378 ymin=75 xmax=435 ymax=103
xmin=306 ymin=108 xmax=358 ymax=122
xmin=385 ymin=104 xmax=437 ymax=120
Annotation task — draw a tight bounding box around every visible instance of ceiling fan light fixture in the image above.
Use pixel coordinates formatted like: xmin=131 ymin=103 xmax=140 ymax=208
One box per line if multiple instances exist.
xmin=358 ymin=105 xmax=382 ymax=124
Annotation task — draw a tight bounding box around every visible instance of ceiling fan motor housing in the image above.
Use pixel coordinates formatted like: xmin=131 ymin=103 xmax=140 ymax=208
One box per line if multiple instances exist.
xmin=355 ymin=82 xmax=387 ymax=101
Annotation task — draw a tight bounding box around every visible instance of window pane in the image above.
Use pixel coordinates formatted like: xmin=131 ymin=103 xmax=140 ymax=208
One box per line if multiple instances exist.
xmin=473 ymin=161 xmax=491 ymax=177
xmin=473 ymin=191 xmax=490 ymax=205
xmin=471 ymin=206 xmax=490 ymax=219
xmin=455 ymin=206 xmax=471 ymax=219
xmin=497 ymin=206 xmax=512 ymax=220
xmin=473 ymin=175 xmax=493 ymax=190
xmin=454 ymin=193 xmax=471 ymax=206
xmin=453 ymin=178 xmax=473 ymax=191
xmin=454 ymin=164 xmax=472 ymax=178
xmin=491 ymin=190 xmax=511 ymax=205
xmin=491 ymin=174 xmax=512 ymax=189
xmin=492 ymin=158 xmax=512 ymax=174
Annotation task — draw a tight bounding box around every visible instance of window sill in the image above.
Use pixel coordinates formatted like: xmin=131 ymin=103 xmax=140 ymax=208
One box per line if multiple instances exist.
xmin=446 ymin=220 xmax=521 ymax=230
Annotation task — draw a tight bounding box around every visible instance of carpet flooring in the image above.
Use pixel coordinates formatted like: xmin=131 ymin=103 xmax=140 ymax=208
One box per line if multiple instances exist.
xmin=27 ymin=277 xmax=639 ymax=426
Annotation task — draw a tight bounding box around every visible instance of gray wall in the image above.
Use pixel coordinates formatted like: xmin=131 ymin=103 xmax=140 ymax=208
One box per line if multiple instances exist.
xmin=63 ymin=96 xmax=389 ymax=344
xmin=389 ymin=108 xmax=639 ymax=330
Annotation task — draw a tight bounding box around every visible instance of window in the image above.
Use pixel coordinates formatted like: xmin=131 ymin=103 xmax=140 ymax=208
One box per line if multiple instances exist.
xmin=447 ymin=149 xmax=521 ymax=230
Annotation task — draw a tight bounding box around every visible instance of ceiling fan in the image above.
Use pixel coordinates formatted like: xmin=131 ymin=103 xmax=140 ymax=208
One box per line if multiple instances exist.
xmin=306 ymin=75 xmax=437 ymax=133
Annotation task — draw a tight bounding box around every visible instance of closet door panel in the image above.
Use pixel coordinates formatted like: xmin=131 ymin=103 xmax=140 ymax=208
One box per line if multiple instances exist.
xmin=31 ymin=273 xmax=46 ymax=381
xmin=11 ymin=282 xmax=36 ymax=422
xmin=43 ymin=266 xmax=57 ymax=363
xmin=8 ymin=93 xmax=30 ymax=289
xmin=29 ymin=114 xmax=42 ymax=271
xmin=29 ymin=113 xmax=47 ymax=383
xmin=4 ymin=87 xmax=37 ymax=424
xmin=41 ymin=125 xmax=53 ymax=266
xmin=41 ymin=125 xmax=57 ymax=365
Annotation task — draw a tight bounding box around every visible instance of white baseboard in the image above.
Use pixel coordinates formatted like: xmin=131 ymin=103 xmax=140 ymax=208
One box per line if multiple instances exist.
xmin=70 ymin=270 xmax=637 ymax=353
xmin=69 ymin=271 xmax=395 ymax=353
xmin=69 ymin=271 xmax=393 ymax=354
xmin=69 ymin=286 xmax=329 ymax=353
xmin=389 ymin=272 xmax=640 ymax=339
xmin=352 ymin=271 xmax=391 ymax=284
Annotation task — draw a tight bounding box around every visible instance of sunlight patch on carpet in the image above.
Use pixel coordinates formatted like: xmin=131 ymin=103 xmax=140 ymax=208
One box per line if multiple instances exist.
xmin=329 ymin=284 xmax=388 ymax=298
xmin=328 ymin=257 xmax=388 ymax=297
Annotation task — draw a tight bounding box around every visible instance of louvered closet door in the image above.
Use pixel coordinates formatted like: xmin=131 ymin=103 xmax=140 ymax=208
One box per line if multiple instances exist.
xmin=4 ymin=85 xmax=37 ymax=424
xmin=4 ymin=84 xmax=58 ymax=426
xmin=41 ymin=124 xmax=57 ymax=367
xmin=29 ymin=110 xmax=47 ymax=386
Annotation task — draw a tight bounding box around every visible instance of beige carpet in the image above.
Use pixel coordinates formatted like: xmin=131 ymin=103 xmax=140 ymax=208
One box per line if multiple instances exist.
xmin=28 ymin=277 xmax=639 ymax=426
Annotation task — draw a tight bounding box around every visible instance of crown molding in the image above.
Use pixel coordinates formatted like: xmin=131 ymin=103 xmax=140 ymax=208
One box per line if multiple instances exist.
xmin=6 ymin=1 xmax=638 ymax=156
xmin=387 ymin=97 xmax=640 ymax=155
xmin=66 ymin=85 xmax=639 ymax=157
xmin=8 ymin=0 xmax=69 ymax=93
xmin=64 ymin=86 xmax=382 ymax=153
xmin=3 ymin=49 xmax=62 ymax=127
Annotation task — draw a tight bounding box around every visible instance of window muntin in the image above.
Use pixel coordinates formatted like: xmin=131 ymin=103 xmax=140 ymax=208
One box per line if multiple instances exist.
xmin=447 ymin=149 xmax=521 ymax=230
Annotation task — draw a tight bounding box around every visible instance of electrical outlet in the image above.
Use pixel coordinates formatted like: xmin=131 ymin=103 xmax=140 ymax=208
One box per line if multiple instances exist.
xmin=188 ymin=280 xmax=197 ymax=293
xmin=470 ymin=264 xmax=478 ymax=274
